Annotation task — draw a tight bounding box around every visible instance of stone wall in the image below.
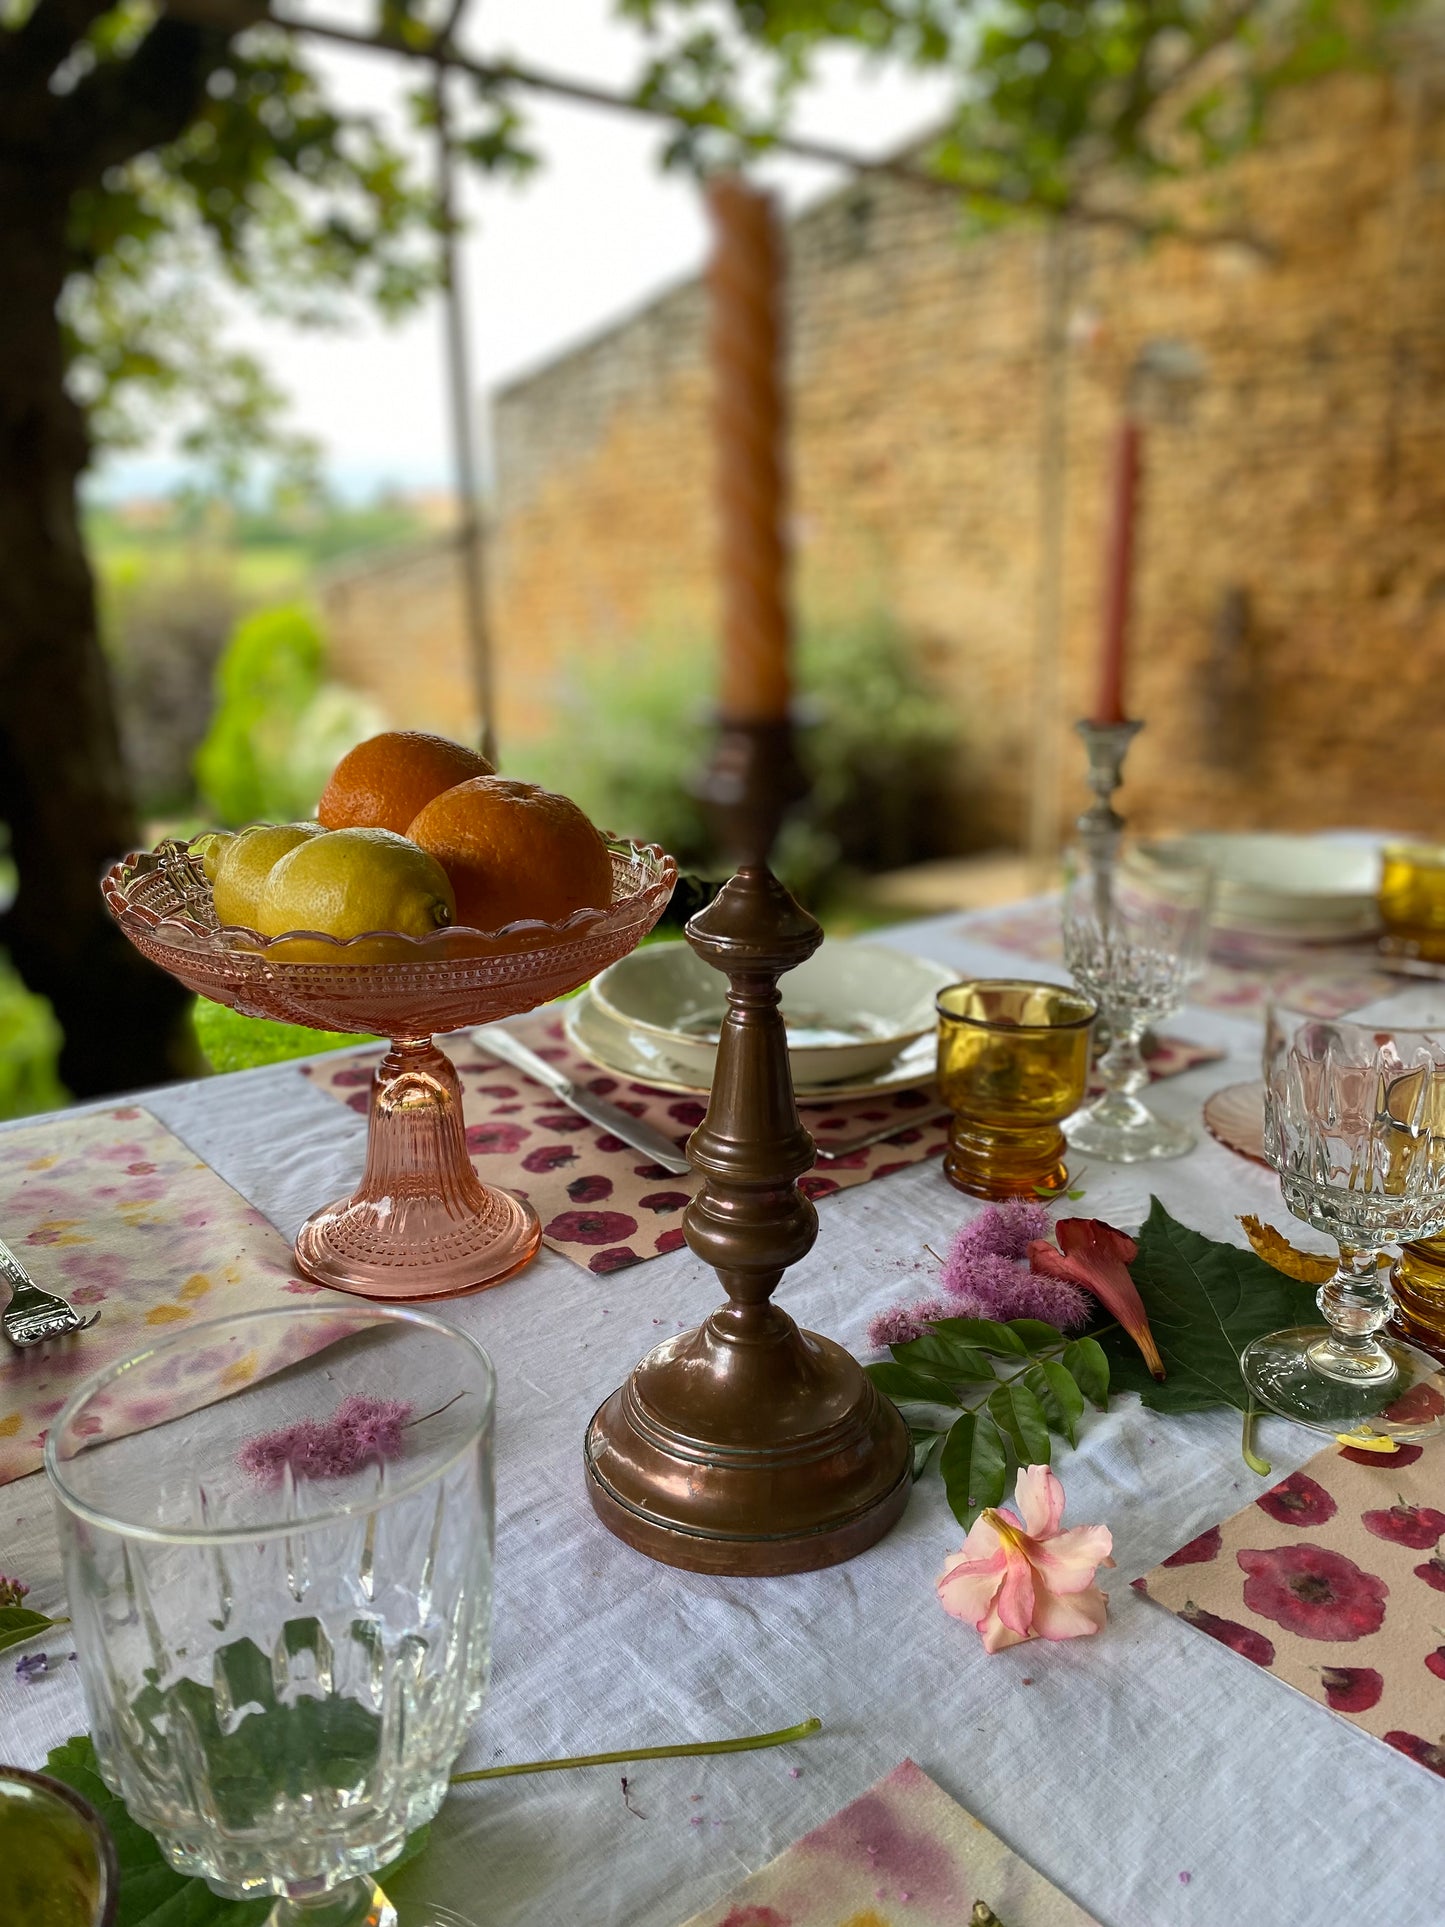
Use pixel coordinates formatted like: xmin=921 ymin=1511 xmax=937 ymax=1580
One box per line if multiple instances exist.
xmin=329 ymin=64 xmax=1445 ymax=849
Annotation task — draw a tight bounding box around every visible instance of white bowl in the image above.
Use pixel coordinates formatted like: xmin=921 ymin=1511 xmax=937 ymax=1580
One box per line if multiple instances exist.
xmin=590 ymin=940 xmax=956 ymax=1086
xmin=1137 ymin=833 xmax=1382 ymax=937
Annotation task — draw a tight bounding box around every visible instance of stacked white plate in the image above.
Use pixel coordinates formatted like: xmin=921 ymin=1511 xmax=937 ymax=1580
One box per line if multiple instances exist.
xmin=565 ymin=940 xmax=953 ymax=1099
xmin=1136 ymin=833 xmax=1383 ymax=942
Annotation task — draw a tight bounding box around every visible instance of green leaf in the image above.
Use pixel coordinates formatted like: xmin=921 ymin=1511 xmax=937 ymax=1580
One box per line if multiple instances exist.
xmin=1096 ymin=1198 xmax=1317 ymax=1415
xmin=891 ymin=1332 xmax=996 ymax=1381
xmin=1024 ymin=1360 xmax=1085 ymax=1448
xmin=909 ymin=1427 xmax=944 ymax=1480
xmin=0 ymin=1605 xmax=64 ymax=1655
xmin=1062 ymin=1336 xmax=1111 ymax=1410
xmin=1007 ymin=1319 xmax=1065 ymax=1354
xmin=939 ymin=1410 xmax=1008 ymax=1531
xmin=923 ymin=1316 xmax=1027 ymax=1357
xmin=865 ymin=1361 xmax=962 ymax=1405
xmin=986 ymin=1380 xmax=1052 ymax=1466
xmin=45 ymin=1733 xmax=428 ymax=1926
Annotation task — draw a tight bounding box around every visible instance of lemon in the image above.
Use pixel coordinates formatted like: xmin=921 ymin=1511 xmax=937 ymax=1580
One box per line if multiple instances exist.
xmin=193 ymin=830 xmax=232 ymax=883
xmin=255 ymin=828 xmax=455 ymax=952
xmin=212 ymin=823 xmax=326 ymax=929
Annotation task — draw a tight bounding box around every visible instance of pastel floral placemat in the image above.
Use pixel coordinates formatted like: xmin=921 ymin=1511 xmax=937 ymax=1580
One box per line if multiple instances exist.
xmin=971 ymin=901 xmax=1394 ymax=1019
xmin=679 ymin=1757 xmax=1097 ymax=1927
xmin=303 ymin=1013 xmax=951 ymax=1278
xmin=0 ymin=1105 xmax=331 ymax=1486
xmin=1138 ymin=1436 xmax=1445 ymax=1777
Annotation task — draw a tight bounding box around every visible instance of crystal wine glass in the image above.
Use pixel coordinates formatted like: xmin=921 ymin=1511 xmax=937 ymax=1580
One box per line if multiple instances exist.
xmin=46 ymin=1305 xmax=496 ymax=1927
xmin=1241 ymin=1002 xmax=1445 ymax=1438
xmin=1061 ymin=842 xmax=1214 ymax=1162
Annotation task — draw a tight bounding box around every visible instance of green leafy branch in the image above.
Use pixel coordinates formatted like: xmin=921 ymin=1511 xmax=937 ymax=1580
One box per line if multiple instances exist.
xmin=866 ymin=1316 xmax=1111 ymax=1532
xmin=0 ymin=1602 xmax=68 ymax=1657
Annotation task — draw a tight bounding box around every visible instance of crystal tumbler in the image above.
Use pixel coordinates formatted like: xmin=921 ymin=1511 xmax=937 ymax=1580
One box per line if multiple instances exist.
xmin=1379 ymin=841 xmax=1445 ymax=962
xmin=936 ymin=979 xmax=1096 ymax=1198
xmin=1242 ymin=1003 xmax=1445 ymax=1438
xmin=45 ymin=1306 xmax=496 ymax=1927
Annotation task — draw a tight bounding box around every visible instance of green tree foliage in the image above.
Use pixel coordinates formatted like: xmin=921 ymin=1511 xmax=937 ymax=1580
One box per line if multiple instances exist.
xmin=194 ymin=603 xmax=382 ymax=825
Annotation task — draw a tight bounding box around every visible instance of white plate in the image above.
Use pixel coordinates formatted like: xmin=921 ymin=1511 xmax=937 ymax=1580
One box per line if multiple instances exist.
xmin=564 ymin=989 xmax=938 ymax=1101
xmin=1139 ymin=834 xmax=1382 ymax=937
xmin=590 ymin=940 xmax=955 ymax=1086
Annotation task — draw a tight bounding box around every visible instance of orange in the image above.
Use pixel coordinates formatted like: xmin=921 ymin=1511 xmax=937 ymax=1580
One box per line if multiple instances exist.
xmin=317 ymin=731 xmax=495 ymax=836
xmin=407 ymin=777 xmax=614 ymax=931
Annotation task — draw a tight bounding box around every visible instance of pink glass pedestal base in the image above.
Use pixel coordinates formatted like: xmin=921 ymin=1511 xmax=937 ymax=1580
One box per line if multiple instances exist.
xmin=293 ymin=1037 xmax=541 ymax=1301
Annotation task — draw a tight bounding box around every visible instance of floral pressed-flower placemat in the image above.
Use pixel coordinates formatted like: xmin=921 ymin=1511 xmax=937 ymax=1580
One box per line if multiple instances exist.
xmin=679 ymin=1757 xmax=1097 ymax=1927
xmin=1138 ymin=1434 xmax=1445 ymax=1777
xmin=0 ymin=1106 xmax=333 ymax=1485
xmin=303 ymin=1014 xmax=951 ymax=1277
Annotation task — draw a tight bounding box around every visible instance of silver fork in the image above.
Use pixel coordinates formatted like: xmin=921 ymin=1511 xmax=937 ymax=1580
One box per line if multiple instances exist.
xmin=0 ymin=1236 xmax=100 ymax=1348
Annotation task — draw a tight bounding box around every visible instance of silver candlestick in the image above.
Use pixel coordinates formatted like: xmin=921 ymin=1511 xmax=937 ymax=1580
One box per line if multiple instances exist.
xmin=1074 ymin=718 xmax=1142 ymax=923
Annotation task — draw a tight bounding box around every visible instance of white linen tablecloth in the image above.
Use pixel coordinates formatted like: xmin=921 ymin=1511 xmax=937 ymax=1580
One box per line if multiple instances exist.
xmin=1 ymin=909 xmax=1438 ymax=1927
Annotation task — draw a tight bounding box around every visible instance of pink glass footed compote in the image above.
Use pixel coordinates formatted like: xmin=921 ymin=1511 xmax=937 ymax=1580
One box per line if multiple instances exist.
xmin=103 ymin=836 xmax=675 ymax=1301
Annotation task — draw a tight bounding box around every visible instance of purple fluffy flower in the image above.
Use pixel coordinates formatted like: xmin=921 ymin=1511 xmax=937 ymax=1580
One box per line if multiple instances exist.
xmin=15 ymin=1651 xmax=50 ymax=1681
xmin=868 ymin=1297 xmax=955 ymax=1350
xmin=941 ymin=1221 xmax=1091 ymax=1333
xmin=238 ymin=1395 xmax=415 ymax=1488
xmin=950 ymin=1200 xmax=1053 ymax=1264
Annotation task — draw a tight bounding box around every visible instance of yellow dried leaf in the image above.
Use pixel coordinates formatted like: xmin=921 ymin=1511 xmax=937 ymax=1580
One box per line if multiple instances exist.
xmin=1334 ymin=1430 xmax=1400 ymax=1454
xmin=1238 ymin=1215 xmax=1336 ymax=1285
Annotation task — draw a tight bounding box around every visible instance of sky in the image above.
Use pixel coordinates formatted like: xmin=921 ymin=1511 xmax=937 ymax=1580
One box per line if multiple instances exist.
xmin=95 ymin=0 xmax=951 ymax=500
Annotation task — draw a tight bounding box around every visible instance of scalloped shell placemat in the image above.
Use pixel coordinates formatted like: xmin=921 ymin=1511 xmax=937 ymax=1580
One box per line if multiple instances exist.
xmin=1138 ymin=1432 xmax=1445 ymax=1778
xmin=302 ymin=1013 xmax=951 ymax=1277
xmin=679 ymin=1757 xmax=1097 ymax=1927
xmin=0 ymin=1105 xmax=335 ymax=1486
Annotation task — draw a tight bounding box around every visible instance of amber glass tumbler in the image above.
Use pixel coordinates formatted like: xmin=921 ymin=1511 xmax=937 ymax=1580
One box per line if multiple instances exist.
xmin=1379 ymin=843 xmax=1445 ymax=962
xmin=936 ymin=980 xmax=1096 ymax=1199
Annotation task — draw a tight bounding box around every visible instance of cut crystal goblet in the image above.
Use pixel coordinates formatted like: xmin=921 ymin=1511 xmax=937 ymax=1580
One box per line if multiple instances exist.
xmin=46 ymin=1304 xmax=496 ymax=1927
xmin=1241 ymin=1002 xmax=1445 ymax=1438
xmin=1061 ymin=842 xmax=1213 ymax=1163
xmin=103 ymin=836 xmax=675 ymax=1299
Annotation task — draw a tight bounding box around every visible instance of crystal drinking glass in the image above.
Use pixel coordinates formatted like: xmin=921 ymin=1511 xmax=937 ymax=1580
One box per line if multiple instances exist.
xmin=1241 ymin=1003 xmax=1445 ymax=1438
xmin=1061 ymin=843 xmax=1214 ymax=1163
xmin=936 ymin=979 xmax=1097 ymax=1198
xmin=45 ymin=1305 xmax=496 ymax=1927
xmin=0 ymin=1766 xmax=117 ymax=1926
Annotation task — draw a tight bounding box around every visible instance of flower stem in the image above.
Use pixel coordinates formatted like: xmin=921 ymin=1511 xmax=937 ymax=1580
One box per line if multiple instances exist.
xmin=449 ymin=1716 xmax=821 ymax=1784
xmin=1241 ymin=1402 xmax=1272 ymax=1477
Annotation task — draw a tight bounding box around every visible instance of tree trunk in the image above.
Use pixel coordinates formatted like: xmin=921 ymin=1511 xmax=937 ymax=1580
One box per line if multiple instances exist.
xmin=0 ymin=193 xmax=196 ymax=1099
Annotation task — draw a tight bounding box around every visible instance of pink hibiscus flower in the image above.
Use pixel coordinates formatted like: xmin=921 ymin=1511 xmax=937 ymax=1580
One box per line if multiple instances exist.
xmin=937 ymin=1465 xmax=1113 ymax=1654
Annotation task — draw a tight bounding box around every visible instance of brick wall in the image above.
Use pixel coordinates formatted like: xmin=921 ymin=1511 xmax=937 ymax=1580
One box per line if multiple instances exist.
xmin=330 ymin=64 xmax=1445 ymax=850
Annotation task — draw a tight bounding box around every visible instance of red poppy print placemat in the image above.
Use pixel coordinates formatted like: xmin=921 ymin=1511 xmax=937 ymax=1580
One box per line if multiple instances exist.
xmin=302 ymin=1013 xmax=950 ymax=1277
xmin=0 ymin=1106 xmax=338 ymax=1486
xmin=678 ymin=1757 xmax=1097 ymax=1927
xmin=1137 ymin=1430 xmax=1445 ymax=1777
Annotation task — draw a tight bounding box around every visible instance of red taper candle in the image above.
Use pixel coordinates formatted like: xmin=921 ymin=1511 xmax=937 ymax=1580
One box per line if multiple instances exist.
xmin=1094 ymin=416 xmax=1142 ymax=726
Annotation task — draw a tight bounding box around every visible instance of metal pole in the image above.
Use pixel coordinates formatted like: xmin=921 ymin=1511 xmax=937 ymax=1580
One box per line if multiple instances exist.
xmin=434 ymin=40 xmax=498 ymax=766
xmin=1025 ymin=217 xmax=1071 ymax=887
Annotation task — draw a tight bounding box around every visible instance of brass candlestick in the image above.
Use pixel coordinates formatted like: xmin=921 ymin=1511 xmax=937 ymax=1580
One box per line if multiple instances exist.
xmin=583 ymin=723 xmax=911 ymax=1575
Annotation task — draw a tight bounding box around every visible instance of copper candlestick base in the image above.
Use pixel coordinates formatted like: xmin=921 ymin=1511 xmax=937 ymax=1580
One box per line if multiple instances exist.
xmin=584 ymin=865 xmax=910 ymax=1575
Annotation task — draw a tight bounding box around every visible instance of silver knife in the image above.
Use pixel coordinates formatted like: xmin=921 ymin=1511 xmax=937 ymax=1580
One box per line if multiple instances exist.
xmin=469 ymin=1024 xmax=693 ymax=1176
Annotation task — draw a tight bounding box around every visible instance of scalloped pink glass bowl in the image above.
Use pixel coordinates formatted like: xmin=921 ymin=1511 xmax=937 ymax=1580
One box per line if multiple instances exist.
xmin=102 ymin=836 xmax=677 ymax=1300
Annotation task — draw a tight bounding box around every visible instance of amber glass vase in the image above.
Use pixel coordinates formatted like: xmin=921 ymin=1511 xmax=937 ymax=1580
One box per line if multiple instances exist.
xmin=936 ymin=980 xmax=1096 ymax=1199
